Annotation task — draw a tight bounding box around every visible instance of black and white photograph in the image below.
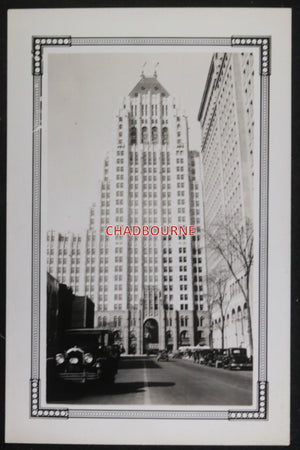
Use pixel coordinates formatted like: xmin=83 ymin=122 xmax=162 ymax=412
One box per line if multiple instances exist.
xmin=6 ymin=8 xmax=291 ymax=446
xmin=45 ymin=49 xmax=256 ymax=408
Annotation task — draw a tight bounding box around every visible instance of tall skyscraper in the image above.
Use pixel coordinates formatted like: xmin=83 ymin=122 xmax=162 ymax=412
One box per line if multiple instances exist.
xmin=198 ymin=53 xmax=255 ymax=353
xmin=48 ymin=71 xmax=208 ymax=354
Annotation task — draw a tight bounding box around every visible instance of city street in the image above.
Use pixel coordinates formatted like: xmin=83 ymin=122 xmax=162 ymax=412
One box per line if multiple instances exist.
xmin=48 ymin=356 xmax=252 ymax=405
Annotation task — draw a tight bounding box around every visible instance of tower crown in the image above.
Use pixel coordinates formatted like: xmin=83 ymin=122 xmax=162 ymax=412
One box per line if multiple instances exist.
xmin=129 ymin=76 xmax=169 ymax=98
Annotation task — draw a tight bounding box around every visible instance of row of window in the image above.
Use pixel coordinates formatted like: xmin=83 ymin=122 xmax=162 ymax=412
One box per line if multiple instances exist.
xmin=98 ymin=316 xmax=122 ymax=327
xmin=213 ymin=303 xmax=248 ymax=325
xmin=130 ymin=127 xmax=169 ymax=145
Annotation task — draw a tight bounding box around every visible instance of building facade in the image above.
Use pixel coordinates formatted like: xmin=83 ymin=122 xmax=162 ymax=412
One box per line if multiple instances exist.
xmin=47 ymin=272 xmax=95 ymax=356
xmin=47 ymin=227 xmax=100 ymax=300
xmin=47 ymin=72 xmax=209 ymax=354
xmin=198 ymin=52 xmax=255 ymax=354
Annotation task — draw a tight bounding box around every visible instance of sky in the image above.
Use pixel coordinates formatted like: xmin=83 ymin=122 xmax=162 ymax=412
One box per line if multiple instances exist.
xmin=47 ymin=50 xmax=212 ymax=232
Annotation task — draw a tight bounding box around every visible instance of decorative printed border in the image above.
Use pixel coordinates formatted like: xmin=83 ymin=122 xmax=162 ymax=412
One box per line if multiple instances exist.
xmin=31 ymin=36 xmax=270 ymax=420
xmin=31 ymin=379 xmax=69 ymax=418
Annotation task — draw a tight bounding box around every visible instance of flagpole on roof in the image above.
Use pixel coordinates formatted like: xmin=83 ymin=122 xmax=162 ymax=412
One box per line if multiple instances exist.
xmin=141 ymin=61 xmax=147 ymax=78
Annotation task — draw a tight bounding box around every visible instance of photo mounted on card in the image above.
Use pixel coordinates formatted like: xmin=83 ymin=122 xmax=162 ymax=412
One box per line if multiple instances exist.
xmin=6 ymin=8 xmax=291 ymax=445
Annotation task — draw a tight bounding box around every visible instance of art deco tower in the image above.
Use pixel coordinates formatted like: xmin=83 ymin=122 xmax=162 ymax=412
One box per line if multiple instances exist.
xmin=95 ymin=71 xmax=208 ymax=354
xmin=48 ymin=71 xmax=208 ymax=354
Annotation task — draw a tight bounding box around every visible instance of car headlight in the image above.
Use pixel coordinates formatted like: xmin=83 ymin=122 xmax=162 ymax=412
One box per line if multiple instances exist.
xmin=84 ymin=353 xmax=93 ymax=364
xmin=55 ymin=353 xmax=65 ymax=365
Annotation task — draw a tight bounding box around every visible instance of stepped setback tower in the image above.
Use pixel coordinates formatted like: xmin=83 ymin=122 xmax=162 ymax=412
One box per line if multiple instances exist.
xmin=48 ymin=71 xmax=208 ymax=354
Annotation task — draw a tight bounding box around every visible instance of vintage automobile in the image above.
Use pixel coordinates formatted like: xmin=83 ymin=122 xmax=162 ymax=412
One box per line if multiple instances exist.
xmin=222 ymin=348 xmax=253 ymax=370
xmin=196 ymin=348 xmax=213 ymax=365
xmin=49 ymin=328 xmax=121 ymax=384
xmin=156 ymin=350 xmax=169 ymax=361
xmin=205 ymin=349 xmax=223 ymax=367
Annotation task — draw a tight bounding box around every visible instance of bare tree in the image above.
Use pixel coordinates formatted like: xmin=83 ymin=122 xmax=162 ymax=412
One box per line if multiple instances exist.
xmin=203 ymin=291 xmax=214 ymax=349
xmin=205 ymin=217 xmax=254 ymax=355
xmin=207 ymin=269 xmax=230 ymax=350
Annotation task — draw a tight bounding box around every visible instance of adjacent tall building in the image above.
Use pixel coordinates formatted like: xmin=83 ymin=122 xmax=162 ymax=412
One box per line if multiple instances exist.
xmin=198 ymin=52 xmax=255 ymax=354
xmin=47 ymin=228 xmax=99 ymax=300
xmin=47 ymin=72 xmax=209 ymax=354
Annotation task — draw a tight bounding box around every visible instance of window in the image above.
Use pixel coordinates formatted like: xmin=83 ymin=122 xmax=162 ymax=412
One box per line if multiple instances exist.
xmin=232 ymin=309 xmax=236 ymax=321
xmin=162 ymin=127 xmax=169 ymax=144
xmin=130 ymin=127 xmax=137 ymax=144
xmin=142 ymin=127 xmax=148 ymax=144
xmin=152 ymin=127 xmax=158 ymax=144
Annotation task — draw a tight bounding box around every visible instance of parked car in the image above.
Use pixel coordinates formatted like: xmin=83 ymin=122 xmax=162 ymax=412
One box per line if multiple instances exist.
xmin=205 ymin=349 xmax=223 ymax=367
xmin=222 ymin=348 xmax=253 ymax=370
xmin=147 ymin=348 xmax=159 ymax=356
xmin=156 ymin=350 xmax=169 ymax=361
xmin=214 ymin=350 xmax=225 ymax=368
xmin=171 ymin=350 xmax=183 ymax=359
xmin=48 ymin=328 xmax=121 ymax=385
xmin=197 ymin=349 xmax=212 ymax=365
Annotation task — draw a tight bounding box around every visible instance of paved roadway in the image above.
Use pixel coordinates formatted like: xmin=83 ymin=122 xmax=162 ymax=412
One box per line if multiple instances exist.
xmin=48 ymin=356 xmax=252 ymax=405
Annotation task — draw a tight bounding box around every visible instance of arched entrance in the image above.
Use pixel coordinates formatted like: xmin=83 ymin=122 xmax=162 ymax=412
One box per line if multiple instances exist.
xmin=143 ymin=318 xmax=159 ymax=354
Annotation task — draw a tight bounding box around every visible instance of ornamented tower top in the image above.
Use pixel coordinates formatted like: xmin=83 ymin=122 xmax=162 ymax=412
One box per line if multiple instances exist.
xmin=116 ymin=71 xmax=187 ymax=150
xmin=129 ymin=74 xmax=169 ymax=98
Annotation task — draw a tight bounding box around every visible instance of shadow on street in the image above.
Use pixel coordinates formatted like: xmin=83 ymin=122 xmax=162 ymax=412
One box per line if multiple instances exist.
xmin=119 ymin=357 xmax=161 ymax=369
xmin=47 ymin=380 xmax=175 ymax=403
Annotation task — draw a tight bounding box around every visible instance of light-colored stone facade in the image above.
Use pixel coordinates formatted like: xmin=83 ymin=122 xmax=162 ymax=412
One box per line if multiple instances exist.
xmin=48 ymin=73 xmax=209 ymax=354
xmin=198 ymin=52 xmax=255 ymax=355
